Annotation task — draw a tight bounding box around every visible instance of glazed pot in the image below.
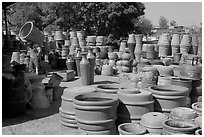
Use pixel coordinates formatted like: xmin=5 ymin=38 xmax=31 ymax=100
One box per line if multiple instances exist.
xmin=169 ymin=107 xmax=197 ymax=121
xmin=162 ymin=119 xmax=199 ymax=135
xmin=140 ymin=112 xmax=168 ymax=134
xmin=117 ymin=88 xmax=154 ymax=123
xmin=118 ymin=123 xmax=147 ymax=135
xmin=191 ymin=102 xmax=202 ymax=116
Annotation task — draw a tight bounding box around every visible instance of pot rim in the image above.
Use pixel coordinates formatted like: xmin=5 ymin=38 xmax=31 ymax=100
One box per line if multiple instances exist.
xmin=118 ymin=123 xmax=147 ymax=135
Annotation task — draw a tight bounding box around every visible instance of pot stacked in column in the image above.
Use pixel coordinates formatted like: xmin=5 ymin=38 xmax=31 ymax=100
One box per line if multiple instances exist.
xmin=134 ymin=34 xmax=143 ymax=62
xmin=69 ymin=31 xmax=79 ymax=55
xmin=117 ymin=88 xmax=154 ymax=124
xmin=61 ymin=40 xmax=70 ymax=59
xmin=158 ymin=33 xmax=171 ymax=57
xmin=121 ymin=48 xmax=132 ymax=73
xmin=59 ymin=86 xmax=96 ymax=130
xmin=73 ymin=92 xmax=119 ymax=135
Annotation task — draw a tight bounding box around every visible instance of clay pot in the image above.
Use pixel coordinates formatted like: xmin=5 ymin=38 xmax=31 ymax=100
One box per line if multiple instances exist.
xmin=138 ymin=66 xmax=158 ymax=85
xmin=119 ymin=40 xmax=127 ymax=52
xmin=171 ymin=77 xmax=192 ymax=95
xmin=94 ymin=65 xmax=102 ymax=75
xmin=135 ymin=43 xmax=142 ymax=53
xmin=117 ymin=88 xmax=154 ymax=123
xmin=108 ymin=60 xmax=116 ymax=67
xmin=121 ymin=66 xmax=130 ymax=73
xmin=86 ymin=36 xmax=97 ymax=46
xmin=162 ymin=119 xmax=199 ymax=135
xmin=78 ymin=126 xmax=118 ymax=135
xmin=108 ymin=52 xmax=117 ymax=60
xmin=73 ymin=92 xmax=118 ymax=134
xmin=157 ymin=76 xmax=173 ymax=85
xmin=70 ymin=31 xmax=77 ymax=39
xmin=171 ymin=33 xmax=180 ymax=46
xmin=191 ymin=102 xmax=202 ymax=116
xmin=118 ymin=123 xmax=147 ymax=135
xmin=194 ymin=116 xmax=202 ymax=128
xmin=122 ymin=60 xmax=131 ymax=67
xmin=96 ymin=84 xmax=126 ymax=95
xmin=96 ymin=36 xmax=105 ymax=46
xmin=116 ymin=60 xmax=123 ymax=66
xmin=149 ymin=85 xmax=189 ymax=113
xmin=195 ymin=129 xmax=202 ymax=135
xmin=154 ymin=65 xmax=174 ymax=76
xmin=173 ymin=53 xmax=182 ymax=63
xmin=121 ymin=52 xmax=131 ymax=60
xmin=169 ymin=107 xmax=197 ymax=121
xmin=80 ymin=53 xmax=90 ymax=85
xmin=101 ymin=64 xmax=114 ymax=76
xmin=140 ymin=112 xmax=168 ymax=134
xmin=87 ymin=49 xmax=96 ymax=84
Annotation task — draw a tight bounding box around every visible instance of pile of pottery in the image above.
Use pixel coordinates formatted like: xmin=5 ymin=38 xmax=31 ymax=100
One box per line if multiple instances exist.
xmin=120 ymin=48 xmax=132 ymax=73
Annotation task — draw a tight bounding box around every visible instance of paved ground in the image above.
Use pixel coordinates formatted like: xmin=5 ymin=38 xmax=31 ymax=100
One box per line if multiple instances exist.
xmin=2 ymin=75 xmax=121 ymax=135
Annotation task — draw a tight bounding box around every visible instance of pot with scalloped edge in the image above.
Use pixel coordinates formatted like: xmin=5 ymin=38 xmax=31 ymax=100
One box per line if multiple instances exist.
xmin=140 ymin=112 xmax=168 ymax=134
xmin=118 ymin=122 xmax=147 ymax=135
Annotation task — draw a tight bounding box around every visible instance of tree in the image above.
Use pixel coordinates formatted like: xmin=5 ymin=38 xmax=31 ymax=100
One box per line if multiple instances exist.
xmin=6 ymin=2 xmax=145 ymax=39
xmin=134 ymin=16 xmax=153 ymax=35
xmin=169 ymin=20 xmax=177 ymax=27
xmin=159 ymin=16 xmax=168 ymax=29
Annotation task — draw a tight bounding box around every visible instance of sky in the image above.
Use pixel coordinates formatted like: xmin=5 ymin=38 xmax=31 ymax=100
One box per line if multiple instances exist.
xmin=143 ymin=2 xmax=202 ymax=27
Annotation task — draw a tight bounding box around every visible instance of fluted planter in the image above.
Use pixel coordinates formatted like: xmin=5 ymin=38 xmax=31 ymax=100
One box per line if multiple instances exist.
xmin=117 ymin=88 xmax=154 ymax=123
xmin=140 ymin=112 xmax=168 ymax=134
xmin=73 ymin=92 xmax=118 ymax=135
xmin=149 ymin=85 xmax=189 ymax=114
xmin=162 ymin=119 xmax=199 ymax=135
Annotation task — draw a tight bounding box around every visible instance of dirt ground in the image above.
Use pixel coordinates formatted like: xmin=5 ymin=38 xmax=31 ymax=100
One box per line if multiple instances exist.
xmin=2 ymin=75 xmax=121 ymax=135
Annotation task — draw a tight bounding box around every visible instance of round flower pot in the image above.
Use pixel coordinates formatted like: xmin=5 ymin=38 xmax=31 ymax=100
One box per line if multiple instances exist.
xmin=117 ymin=88 xmax=154 ymax=123
xmin=122 ymin=60 xmax=131 ymax=67
xmin=140 ymin=112 xmax=168 ymax=134
xmin=121 ymin=52 xmax=131 ymax=60
xmin=162 ymin=119 xmax=199 ymax=135
xmin=118 ymin=123 xmax=147 ymax=135
xmin=121 ymin=66 xmax=130 ymax=73
xmin=155 ymin=66 xmax=174 ymax=76
xmin=169 ymin=107 xmax=197 ymax=121
xmin=157 ymin=76 xmax=173 ymax=85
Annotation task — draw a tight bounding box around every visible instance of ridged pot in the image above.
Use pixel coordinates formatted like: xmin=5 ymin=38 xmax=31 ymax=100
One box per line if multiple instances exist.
xmin=149 ymin=85 xmax=189 ymax=114
xmin=117 ymin=88 xmax=154 ymax=123
xmin=191 ymin=102 xmax=202 ymax=116
xmin=171 ymin=77 xmax=192 ymax=95
xmin=169 ymin=107 xmax=197 ymax=121
xmin=140 ymin=112 xmax=168 ymax=134
xmin=73 ymin=92 xmax=118 ymax=134
xmin=162 ymin=119 xmax=199 ymax=135
xmin=118 ymin=123 xmax=147 ymax=135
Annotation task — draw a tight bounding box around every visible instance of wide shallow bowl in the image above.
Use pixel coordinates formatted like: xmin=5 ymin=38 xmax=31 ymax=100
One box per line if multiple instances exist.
xmin=169 ymin=107 xmax=197 ymax=120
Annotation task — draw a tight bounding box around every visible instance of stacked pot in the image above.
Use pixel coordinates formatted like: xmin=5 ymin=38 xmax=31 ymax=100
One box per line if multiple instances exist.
xmin=149 ymin=85 xmax=189 ymax=114
xmin=117 ymin=88 xmax=154 ymax=124
xmin=96 ymin=36 xmax=105 ymax=46
xmin=61 ymin=40 xmax=70 ymax=59
xmin=180 ymin=34 xmax=191 ymax=55
xmin=76 ymin=31 xmax=86 ymax=48
xmin=73 ymin=92 xmax=119 ymax=135
xmin=121 ymin=48 xmax=132 ymax=73
xmin=86 ymin=36 xmax=97 ymax=46
xmin=157 ymin=33 xmax=171 ymax=57
xmin=171 ymin=33 xmax=180 ymax=57
xmin=69 ymin=31 xmax=79 ymax=55
xmin=59 ymin=86 xmax=96 ymax=130
xmin=142 ymin=44 xmax=157 ymax=60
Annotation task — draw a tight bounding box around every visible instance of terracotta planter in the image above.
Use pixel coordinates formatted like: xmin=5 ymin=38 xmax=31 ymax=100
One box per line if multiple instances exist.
xmin=157 ymin=76 xmax=173 ymax=85
xmin=121 ymin=66 xmax=130 ymax=73
xmin=121 ymin=52 xmax=131 ymax=60
xmin=162 ymin=119 xmax=199 ymax=135
xmin=73 ymin=92 xmax=118 ymax=134
xmin=117 ymin=88 xmax=154 ymax=123
xmin=169 ymin=107 xmax=197 ymax=121
xmin=70 ymin=31 xmax=77 ymax=38
xmin=171 ymin=77 xmax=192 ymax=95
xmin=149 ymin=85 xmax=189 ymax=113
xmin=119 ymin=40 xmax=127 ymax=52
xmin=118 ymin=123 xmax=147 ymax=135
xmin=155 ymin=66 xmax=174 ymax=76
xmin=140 ymin=112 xmax=168 ymax=134
xmin=80 ymin=53 xmax=90 ymax=85
xmin=173 ymin=53 xmax=182 ymax=63
xmin=180 ymin=63 xmax=202 ymax=80
xmin=101 ymin=64 xmax=114 ymax=76
xmin=87 ymin=49 xmax=96 ymax=84
xmin=171 ymin=34 xmax=180 ymax=46
xmin=138 ymin=66 xmax=158 ymax=85
xmin=191 ymin=102 xmax=202 ymax=116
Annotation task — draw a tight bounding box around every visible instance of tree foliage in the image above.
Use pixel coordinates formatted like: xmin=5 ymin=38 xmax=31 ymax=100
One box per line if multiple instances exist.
xmin=159 ymin=16 xmax=168 ymax=29
xmin=4 ymin=2 xmax=146 ymax=38
xmin=134 ymin=16 xmax=153 ymax=35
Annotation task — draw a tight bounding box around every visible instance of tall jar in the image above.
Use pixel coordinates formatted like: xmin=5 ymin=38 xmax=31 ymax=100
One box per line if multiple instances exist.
xmin=80 ymin=53 xmax=90 ymax=85
xmin=87 ymin=48 xmax=95 ymax=84
xmin=75 ymin=49 xmax=82 ymax=76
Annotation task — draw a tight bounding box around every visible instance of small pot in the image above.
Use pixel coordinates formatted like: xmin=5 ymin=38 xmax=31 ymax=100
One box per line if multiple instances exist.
xmin=191 ymin=102 xmax=202 ymax=116
xmin=118 ymin=123 xmax=147 ymax=135
xmin=194 ymin=116 xmax=202 ymax=128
